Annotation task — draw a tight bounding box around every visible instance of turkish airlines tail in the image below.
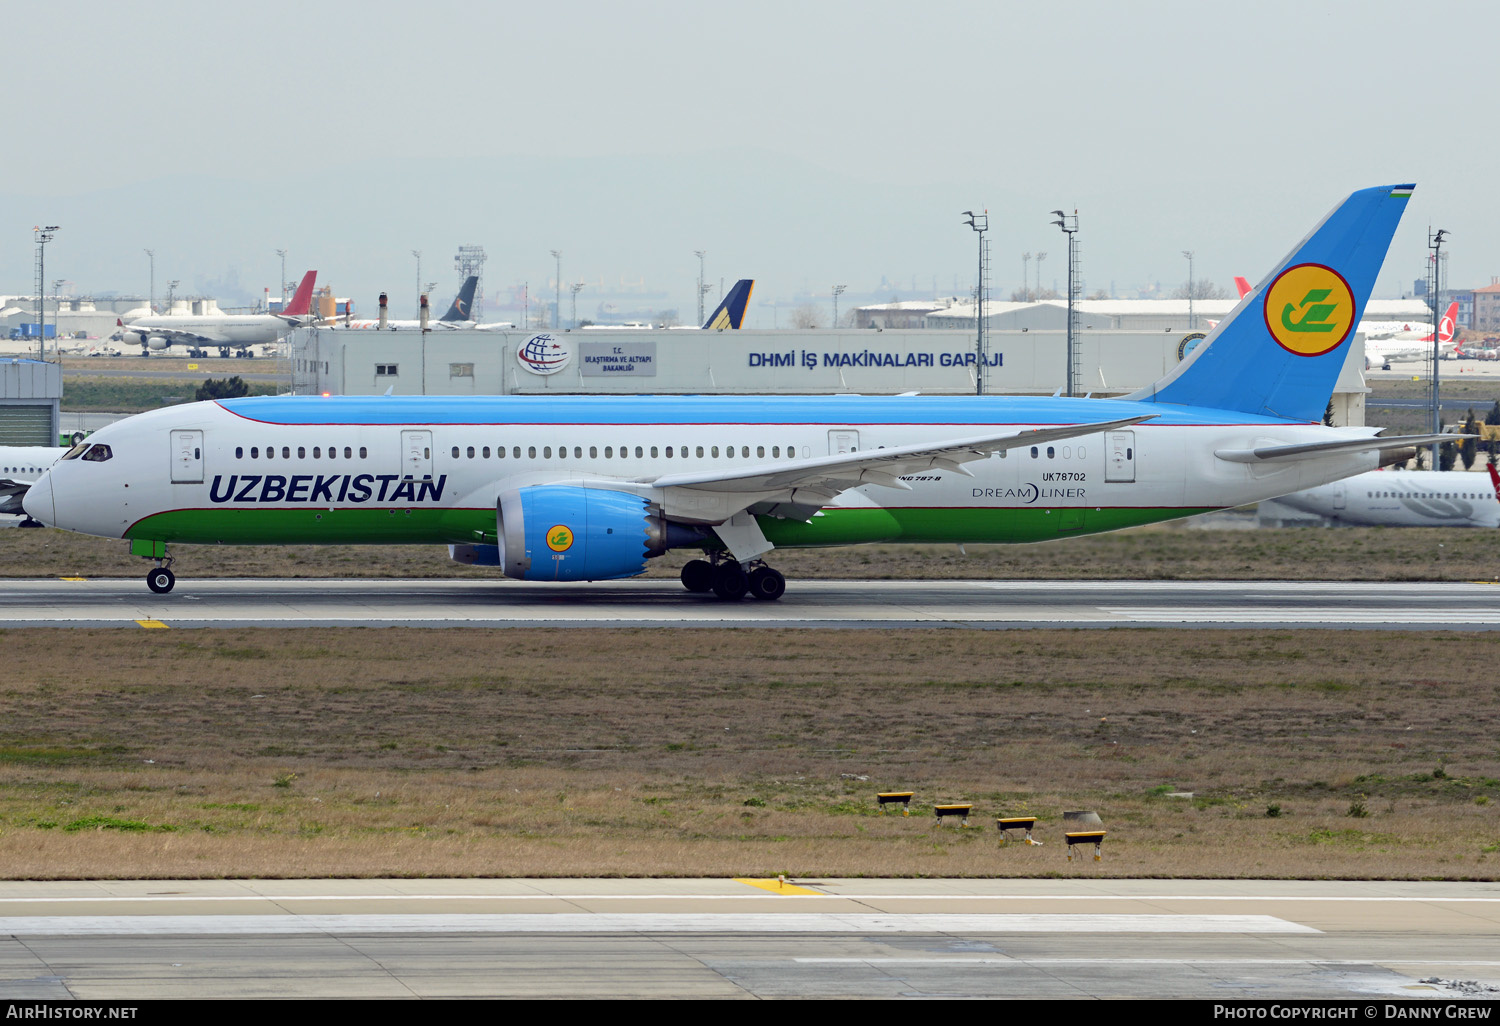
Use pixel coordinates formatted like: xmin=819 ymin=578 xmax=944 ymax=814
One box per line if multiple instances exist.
xmin=282 ymin=271 xmax=318 ymax=318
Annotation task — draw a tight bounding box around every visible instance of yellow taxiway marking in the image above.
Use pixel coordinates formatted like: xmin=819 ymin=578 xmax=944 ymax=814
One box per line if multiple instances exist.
xmin=733 ymin=878 xmax=823 ymax=896
xmin=135 ymin=620 xmax=170 ymax=629
xmin=59 ymin=577 xmax=87 ymax=582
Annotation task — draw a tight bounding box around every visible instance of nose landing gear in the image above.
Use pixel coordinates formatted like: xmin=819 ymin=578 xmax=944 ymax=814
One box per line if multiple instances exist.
xmin=146 ymin=566 xmax=176 ymax=594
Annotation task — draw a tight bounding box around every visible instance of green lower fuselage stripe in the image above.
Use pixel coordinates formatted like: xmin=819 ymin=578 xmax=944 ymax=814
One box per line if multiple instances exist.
xmin=127 ymin=504 xmax=1217 ymax=548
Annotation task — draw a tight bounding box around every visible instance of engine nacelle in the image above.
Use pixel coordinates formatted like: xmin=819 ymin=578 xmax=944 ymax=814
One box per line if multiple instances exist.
xmin=145 ymin=336 xmax=171 ymax=350
xmin=494 ymin=484 xmax=703 ymax=582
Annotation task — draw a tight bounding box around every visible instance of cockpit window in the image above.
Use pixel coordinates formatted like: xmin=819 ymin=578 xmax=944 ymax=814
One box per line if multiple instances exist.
xmin=61 ymin=441 xmax=90 ymax=460
xmin=81 ymin=444 xmax=113 ymax=463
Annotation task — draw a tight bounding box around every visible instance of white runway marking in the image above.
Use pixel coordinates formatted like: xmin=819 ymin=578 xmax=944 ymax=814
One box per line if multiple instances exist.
xmin=1102 ymin=607 xmax=1500 ymax=624
xmin=0 ymin=913 xmax=1316 ymax=936
xmin=2 ymin=892 xmax=1499 ymax=903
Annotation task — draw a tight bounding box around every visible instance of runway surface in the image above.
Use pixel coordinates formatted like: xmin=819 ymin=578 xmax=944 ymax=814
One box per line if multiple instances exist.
xmin=2 ymin=878 xmax=1499 ymax=999
xmin=3 ymin=577 xmax=1498 ymax=629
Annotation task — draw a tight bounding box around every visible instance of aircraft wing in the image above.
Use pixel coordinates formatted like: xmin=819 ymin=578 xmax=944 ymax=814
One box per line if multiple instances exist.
xmin=648 ymin=415 xmax=1155 ymax=522
xmin=119 ymin=324 xmax=227 ymax=346
xmin=1215 ymin=432 xmax=1471 ymax=464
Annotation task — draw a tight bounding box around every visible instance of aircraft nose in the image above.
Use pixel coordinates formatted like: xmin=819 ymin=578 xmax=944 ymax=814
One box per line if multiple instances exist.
xmin=22 ymin=472 xmax=54 ymax=525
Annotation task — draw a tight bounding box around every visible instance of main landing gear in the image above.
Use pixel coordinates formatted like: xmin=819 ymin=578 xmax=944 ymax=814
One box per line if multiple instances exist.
xmin=680 ymin=557 xmax=785 ymax=602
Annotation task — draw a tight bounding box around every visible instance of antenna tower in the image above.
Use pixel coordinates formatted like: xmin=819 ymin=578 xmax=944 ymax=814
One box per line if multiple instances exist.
xmin=455 ymin=244 xmax=487 ymax=317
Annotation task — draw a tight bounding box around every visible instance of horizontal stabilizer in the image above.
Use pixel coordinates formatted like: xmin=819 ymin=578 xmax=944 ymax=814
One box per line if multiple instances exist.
xmin=1215 ymin=433 xmax=1471 ymax=464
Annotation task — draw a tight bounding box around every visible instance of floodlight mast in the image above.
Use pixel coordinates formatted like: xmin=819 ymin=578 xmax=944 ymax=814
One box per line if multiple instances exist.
xmin=34 ymin=226 xmax=58 ymax=361
xmin=962 ymin=210 xmax=989 ymax=394
xmin=1428 ymin=227 xmax=1449 ymax=469
xmin=1054 ymin=210 xmax=1080 ymax=397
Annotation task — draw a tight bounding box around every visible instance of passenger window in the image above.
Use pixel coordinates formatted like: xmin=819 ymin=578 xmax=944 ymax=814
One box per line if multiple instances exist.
xmin=251 ymin=447 xmax=259 ymax=458
xmin=757 ymin=446 xmax=765 ymax=458
xmin=360 ymin=447 xmax=368 ymax=459
xmin=298 ymin=447 xmax=306 ymax=459
xmin=512 ymin=447 xmax=520 ymax=459
xmin=313 ymin=447 xmax=320 ymax=458
xmin=697 ymin=446 xmax=705 ymax=458
xmin=1047 ymin=447 xmax=1055 ymax=459
xmin=605 ymin=446 xmax=613 ymax=458
xmin=650 ymin=446 xmax=658 ymax=458
xmin=468 ymin=447 xmax=476 ymax=458
xmin=665 ymin=446 xmax=674 ymax=458
xmin=711 ymin=446 xmax=719 ymax=458
xmin=575 ymin=446 xmax=582 ymax=458
xmin=544 ymin=447 xmax=552 ymax=459
xmin=1030 ymin=447 xmax=1038 ymax=458
xmin=344 ymin=447 xmax=353 ymax=459
xmin=635 ymin=446 xmax=643 ymax=458
xmin=742 ymin=446 xmax=749 ymax=458
xmin=528 ymin=446 xmax=537 ymax=459
xmin=1078 ymin=446 xmax=1086 ymax=459
xmin=235 ymin=447 xmax=244 ymax=459
xmin=590 ymin=446 xmax=598 ymax=458
xmin=483 ymin=447 xmax=490 ymax=458
xmin=772 ymin=446 xmax=779 ymax=458
xmin=452 ymin=447 xmax=460 ymax=458
xmin=282 ymin=447 xmax=290 ymax=459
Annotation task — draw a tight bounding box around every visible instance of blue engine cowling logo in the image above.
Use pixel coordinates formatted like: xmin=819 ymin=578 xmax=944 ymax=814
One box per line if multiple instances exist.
xmin=510 ymin=485 xmax=653 ymax=581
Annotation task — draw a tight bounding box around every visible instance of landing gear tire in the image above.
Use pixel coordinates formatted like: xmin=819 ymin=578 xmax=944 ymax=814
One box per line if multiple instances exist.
xmin=681 ymin=559 xmax=715 ymax=593
xmin=748 ymin=566 xmax=786 ymax=601
xmin=711 ymin=563 xmax=749 ymax=601
xmin=146 ymin=567 xmax=176 ymax=594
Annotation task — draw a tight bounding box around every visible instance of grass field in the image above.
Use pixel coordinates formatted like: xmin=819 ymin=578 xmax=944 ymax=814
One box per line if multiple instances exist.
xmin=6 ymin=522 xmax=1498 ymax=582
xmin=0 ymin=628 xmax=1496 ymax=880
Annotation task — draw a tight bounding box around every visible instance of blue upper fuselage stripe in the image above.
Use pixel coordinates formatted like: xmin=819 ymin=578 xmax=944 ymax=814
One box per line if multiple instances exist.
xmin=217 ymin=394 xmax=1302 ymax=428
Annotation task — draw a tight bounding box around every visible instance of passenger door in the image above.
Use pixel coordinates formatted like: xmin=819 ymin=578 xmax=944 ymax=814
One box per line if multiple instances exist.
xmin=1105 ymin=430 xmax=1135 ymax=483
xmin=401 ymin=429 xmax=433 ymax=481
xmin=828 ymin=429 xmax=860 ymax=455
xmin=170 ymin=429 xmax=204 ymax=484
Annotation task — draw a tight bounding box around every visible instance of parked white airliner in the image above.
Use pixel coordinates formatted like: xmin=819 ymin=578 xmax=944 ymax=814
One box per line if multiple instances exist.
xmin=1271 ymin=465 xmax=1500 ymax=528
xmin=23 ymin=184 xmax=1470 ymax=599
xmin=113 ymin=271 xmax=318 ymax=355
xmin=0 ymin=445 xmax=68 ymax=519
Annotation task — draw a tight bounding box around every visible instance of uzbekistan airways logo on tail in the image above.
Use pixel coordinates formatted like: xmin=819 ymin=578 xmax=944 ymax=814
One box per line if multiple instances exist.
xmin=546 ymin=525 xmax=574 ymax=552
xmin=1263 ymin=263 xmax=1356 ymax=357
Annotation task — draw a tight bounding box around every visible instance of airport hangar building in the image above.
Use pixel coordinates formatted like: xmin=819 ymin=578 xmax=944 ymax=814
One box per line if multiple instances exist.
xmin=288 ymin=323 xmax=1373 ymax=426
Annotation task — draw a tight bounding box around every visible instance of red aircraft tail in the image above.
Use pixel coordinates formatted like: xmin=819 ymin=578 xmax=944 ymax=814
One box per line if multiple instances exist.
xmin=1233 ymin=276 xmax=1252 ymax=299
xmin=1488 ymin=461 xmax=1500 ymax=503
xmin=282 ymin=271 xmax=318 ymax=317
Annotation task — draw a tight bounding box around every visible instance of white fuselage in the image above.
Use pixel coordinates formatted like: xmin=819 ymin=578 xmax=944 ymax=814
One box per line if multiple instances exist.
xmin=22 ymin=395 xmax=1395 ymax=549
xmin=118 ymin=314 xmax=302 ymax=347
xmin=1273 ymin=469 xmax=1500 ymax=527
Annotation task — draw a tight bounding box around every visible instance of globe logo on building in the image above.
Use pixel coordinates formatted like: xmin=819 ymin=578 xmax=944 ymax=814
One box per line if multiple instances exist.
xmin=517 ymin=333 xmax=572 ymax=375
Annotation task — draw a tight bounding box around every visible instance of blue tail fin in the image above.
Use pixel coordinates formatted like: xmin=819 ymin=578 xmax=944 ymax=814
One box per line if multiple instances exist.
xmin=702 ymin=279 xmax=754 ymax=329
xmin=1125 ymin=184 xmax=1413 ymax=422
xmin=439 ymin=276 xmax=479 ymax=322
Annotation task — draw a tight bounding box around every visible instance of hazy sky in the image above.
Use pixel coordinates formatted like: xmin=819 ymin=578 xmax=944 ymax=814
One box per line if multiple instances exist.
xmin=2 ymin=0 xmax=1490 ymax=324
